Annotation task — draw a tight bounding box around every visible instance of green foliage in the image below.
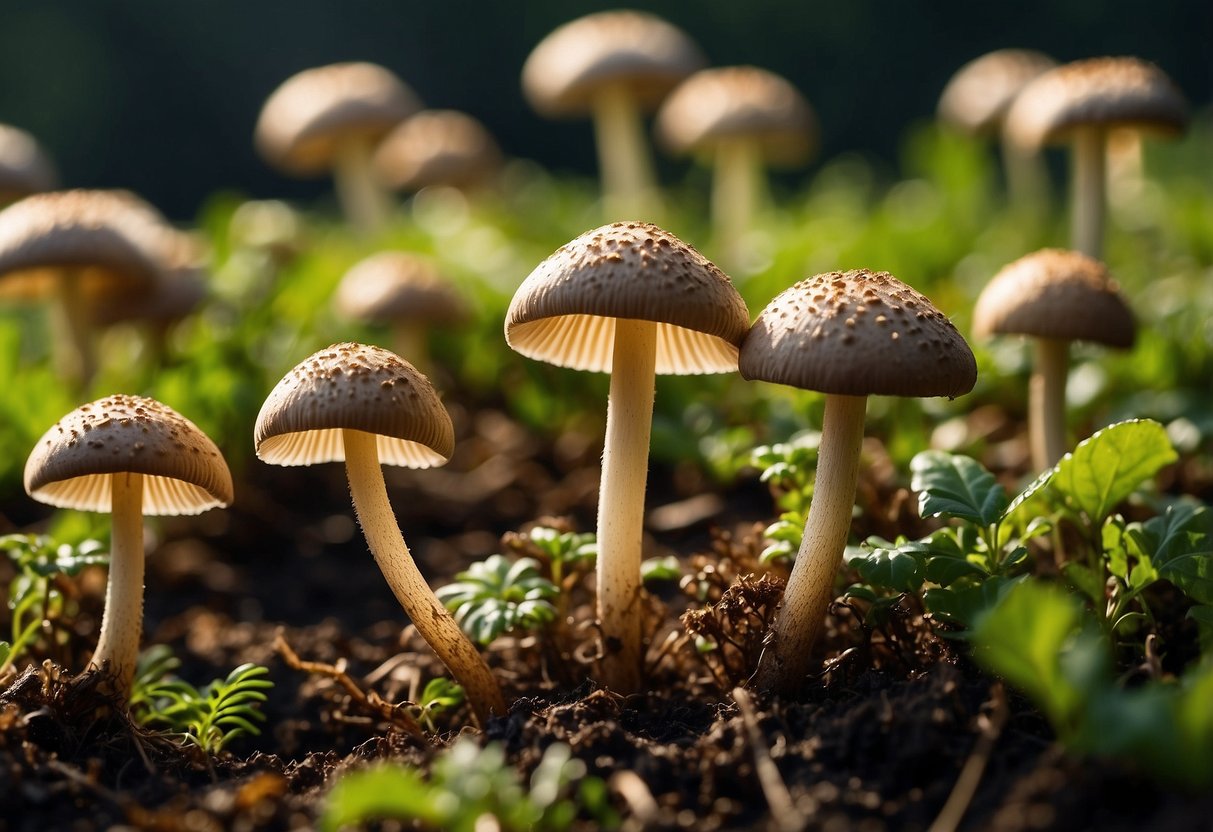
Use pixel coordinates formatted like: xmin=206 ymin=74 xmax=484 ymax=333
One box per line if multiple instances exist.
xmin=320 ymin=737 xmax=617 ymax=832
xmin=408 ymin=678 xmax=465 ymax=733
xmin=522 ymin=526 xmax=596 ymax=586
xmin=437 ymin=555 xmax=559 ymax=645
xmin=751 ymin=431 xmax=821 ymax=515
xmin=640 ymin=555 xmax=681 ymax=584
xmin=130 ymin=645 xmax=272 ymax=754
xmin=910 ymin=450 xmax=1007 ymax=527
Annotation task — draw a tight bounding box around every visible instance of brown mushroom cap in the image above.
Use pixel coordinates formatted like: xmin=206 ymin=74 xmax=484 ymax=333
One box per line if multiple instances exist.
xmin=254 ymin=342 xmax=454 ymax=468
xmin=373 ymin=110 xmax=501 ymax=192
xmin=522 ymin=10 xmax=705 ymax=118
xmin=656 ymin=66 xmax=817 ymax=166
xmin=972 ymin=248 xmax=1135 ymax=348
xmin=335 ymin=252 xmax=468 ymax=325
xmin=24 ymin=395 xmax=233 ymax=515
xmin=255 ymin=62 xmax=422 ymax=176
xmin=90 ymin=232 xmax=208 ymax=328
xmin=740 ymin=269 xmax=977 ymax=398
xmin=1004 ymin=57 xmax=1188 ymax=149
xmin=937 ymin=49 xmax=1058 ymax=135
xmin=505 ymin=221 xmax=749 ymax=374
xmin=0 ymin=124 xmax=57 ymax=203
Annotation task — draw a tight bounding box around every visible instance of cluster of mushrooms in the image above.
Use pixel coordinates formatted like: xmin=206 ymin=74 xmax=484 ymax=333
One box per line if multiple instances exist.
xmin=1 ymin=9 xmax=1192 ymax=724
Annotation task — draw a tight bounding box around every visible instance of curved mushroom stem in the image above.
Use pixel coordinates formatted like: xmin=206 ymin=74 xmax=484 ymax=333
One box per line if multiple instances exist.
xmin=755 ymin=394 xmax=867 ymax=696
xmin=1071 ymin=127 xmax=1107 ymax=258
xmin=712 ymin=138 xmax=761 ymax=273
xmin=343 ymin=428 xmax=505 ymax=724
xmin=1030 ymin=338 xmax=1070 ymax=471
xmin=91 ymin=472 xmax=144 ymax=699
xmin=596 ymin=318 xmax=657 ymax=694
xmin=334 ymin=137 xmax=391 ymax=236
xmin=592 ymin=83 xmax=660 ymax=221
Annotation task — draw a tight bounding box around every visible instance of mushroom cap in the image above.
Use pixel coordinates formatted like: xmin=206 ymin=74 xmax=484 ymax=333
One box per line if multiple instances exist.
xmin=91 ymin=234 xmax=209 ymax=328
xmin=0 ymin=124 xmax=57 ymax=203
xmin=505 ymin=221 xmax=749 ymax=375
xmin=0 ymin=190 xmax=165 ymax=301
xmin=254 ymin=62 xmax=422 ymax=176
xmin=24 ymin=395 xmax=233 ymax=516
xmin=740 ymin=269 xmax=977 ymax=398
xmin=335 ymin=251 xmax=469 ymax=325
xmin=656 ymin=65 xmax=817 ymax=166
xmin=255 ymin=342 xmax=454 ymax=468
xmin=373 ymin=110 xmax=502 ymax=192
xmin=522 ymin=10 xmax=705 ymax=118
xmin=937 ymin=49 xmax=1058 ymax=136
xmin=972 ymin=248 xmax=1135 ymax=348
xmin=1004 ymin=57 xmax=1188 ymax=149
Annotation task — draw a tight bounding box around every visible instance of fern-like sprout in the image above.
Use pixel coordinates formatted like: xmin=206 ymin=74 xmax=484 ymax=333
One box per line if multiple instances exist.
xmin=436 ymin=555 xmax=558 ymax=646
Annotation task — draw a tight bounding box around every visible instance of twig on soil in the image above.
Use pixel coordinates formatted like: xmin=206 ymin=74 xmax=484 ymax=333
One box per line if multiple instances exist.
xmin=926 ymin=681 xmax=1009 ymax=832
xmin=46 ymin=759 xmax=126 ymax=807
xmin=732 ymin=687 xmax=805 ymax=832
xmin=273 ymin=631 xmax=424 ymax=739
xmin=609 ymin=769 xmax=660 ymax=832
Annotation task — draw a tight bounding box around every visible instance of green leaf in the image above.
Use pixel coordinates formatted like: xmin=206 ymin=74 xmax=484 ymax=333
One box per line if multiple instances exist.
xmin=925 ymin=574 xmax=1026 ymax=629
xmin=1001 ymin=465 xmax=1059 ymax=529
xmin=1048 ymin=420 xmax=1177 ymax=525
xmin=321 ymin=763 xmax=439 ymax=832
xmin=641 ymin=555 xmax=681 ymax=583
xmin=910 ymin=451 xmax=1008 ymax=526
xmin=1062 ymin=562 xmax=1105 ymax=605
xmin=1128 ymin=504 xmax=1213 ymax=604
xmin=848 ymin=545 xmax=924 ymax=592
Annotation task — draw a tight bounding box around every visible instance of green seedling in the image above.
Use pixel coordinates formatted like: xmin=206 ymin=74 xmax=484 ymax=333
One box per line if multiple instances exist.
xmin=409 ymin=677 xmax=465 ymax=733
xmin=519 ymin=526 xmax=597 ymax=592
xmin=751 ymin=432 xmax=821 ymax=567
xmin=640 ymin=555 xmax=681 ymax=584
xmin=437 ymin=555 xmax=559 ymax=646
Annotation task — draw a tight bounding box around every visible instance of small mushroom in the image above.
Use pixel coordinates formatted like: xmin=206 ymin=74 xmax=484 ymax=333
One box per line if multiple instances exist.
xmin=23 ymin=395 xmax=233 ymax=699
xmin=373 ymin=110 xmax=502 ymax=196
xmin=254 ymin=342 xmax=505 ymax=724
xmin=973 ymin=248 xmax=1134 ymax=471
xmin=740 ymin=270 xmax=976 ymax=695
xmin=506 ymin=222 xmax=749 ymax=693
xmin=0 ymin=124 xmax=57 ymax=205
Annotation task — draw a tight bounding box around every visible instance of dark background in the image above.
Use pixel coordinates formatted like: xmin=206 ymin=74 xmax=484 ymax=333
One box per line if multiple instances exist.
xmin=1 ymin=0 xmax=1208 ymax=219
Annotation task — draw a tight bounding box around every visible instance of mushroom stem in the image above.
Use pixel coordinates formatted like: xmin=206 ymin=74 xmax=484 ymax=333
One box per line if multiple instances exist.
xmin=334 ymin=137 xmax=391 ymax=236
xmin=91 ymin=471 xmax=144 ymax=698
xmin=1070 ymin=127 xmax=1107 ymax=258
xmin=342 ymin=428 xmax=505 ymax=724
xmin=390 ymin=321 xmax=431 ymax=379
xmin=1030 ymin=337 xmax=1070 ymax=471
xmin=51 ymin=272 xmax=96 ymax=390
xmin=755 ymin=393 xmax=867 ymax=696
xmin=1002 ymin=140 xmax=1048 ymax=213
xmin=712 ymin=138 xmax=760 ymax=272
xmin=592 ymin=83 xmax=659 ymax=220
xmin=596 ymin=318 xmax=657 ymax=694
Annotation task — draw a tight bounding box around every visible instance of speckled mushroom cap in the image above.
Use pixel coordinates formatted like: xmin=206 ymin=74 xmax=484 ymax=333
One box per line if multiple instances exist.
xmin=972 ymin=249 xmax=1135 ymax=348
xmin=522 ymin=10 xmax=705 ymax=118
xmin=937 ymin=49 xmax=1058 ymax=135
xmin=373 ymin=110 xmax=501 ymax=192
xmin=505 ymin=221 xmax=749 ymax=375
xmin=0 ymin=124 xmax=57 ymax=203
xmin=255 ymin=342 xmax=454 ymax=469
xmin=1004 ymin=57 xmax=1188 ymax=149
xmin=740 ymin=270 xmax=977 ymax=398
xmin=24 ymin=395 xmax=233 ymax=516
xmin=656 ymin=66 xmax=817 ymax=166
xmin=335 ymin=252 xmax=468 ymax=325
xmin=255 ymin=62 xmax=422 ymax=176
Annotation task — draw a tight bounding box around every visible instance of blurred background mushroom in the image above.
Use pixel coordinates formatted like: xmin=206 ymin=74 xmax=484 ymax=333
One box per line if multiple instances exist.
xmin=0 ymin=124 xmax=57 ymax=206
xmin=373 ymin=109 xmax=503 ymax=199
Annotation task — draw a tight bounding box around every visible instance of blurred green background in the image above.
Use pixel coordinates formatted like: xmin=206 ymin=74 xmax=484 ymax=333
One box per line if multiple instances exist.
xmin=0 ymin=0 xmax=1208 ymax=219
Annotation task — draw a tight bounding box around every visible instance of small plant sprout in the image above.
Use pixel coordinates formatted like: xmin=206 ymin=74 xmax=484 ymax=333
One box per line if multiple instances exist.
xmin=437 ymin=555 xmax=559 ymax=646
xmin=1005 ymin=57 xmax=1188 ymax=257
xmin=408 ymin=677 xmax=465 ymax=733
xmin=506 ymin=222 xmax=749 ymax=693
xmin=23 ymin=395 xmax=233 ymax=699
xmin=254 ymin=342 xmax=505 ymax=723
xmin=740 ymin=270 xmax=976 ymax=695
xmin=973 ymin=249 xmax=1135 ymax=471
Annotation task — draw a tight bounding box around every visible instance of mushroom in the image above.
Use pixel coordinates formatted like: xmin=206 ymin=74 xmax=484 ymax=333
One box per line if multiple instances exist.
xmin=740 ymin=270 xmax=976 ymax=695
xmin=254 ymin=342 xmax=505 ymax=723
xmin=0 ymin=124 xmax=57 ymax=205
xmin=656 ymin=66 xmax=816 ymax=271
xmin=23 ymin=395 xmax=233 ymax=698
xmin=973 ymin=248 xmax=1134 ymax=471
xmin=255 ymin=62 xmax=421 ymax=234
xmin=1004 ymin=57 xmax=1187 ymax=257
xmin=373 ymin=110 xmax=502 ymax=196
xmin=522 ymin=11 xmax=705 ymax=220
xmin=505 ymin=222 xmax=749 ymax=693
xmin=936 ymin=49 xmax=1057 ymax=206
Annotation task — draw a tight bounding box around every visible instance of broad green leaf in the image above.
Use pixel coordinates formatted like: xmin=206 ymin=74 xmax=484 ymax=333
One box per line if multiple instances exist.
xmin=849 ymin=546 xmax=924 ymax=592
xmin=321 ymin=764 xmax=441 ymax=832
xmin=1001 ymin=466 xmax=1058 ymax=529
xmin=925 ymin=574 xmax=1026 ymax=629
xmin=1048 ymin=420 xmax=1176 ymax=526
xmin=1062 ymin=562 xmax=1105 ymax=605
xmin=1127 ymin=504 xmax=1213 ymax=604
xmin=925 ymin=556 xmax=988 ymax=587
xmin=910 ymin=451 xmax=1007 ymax=526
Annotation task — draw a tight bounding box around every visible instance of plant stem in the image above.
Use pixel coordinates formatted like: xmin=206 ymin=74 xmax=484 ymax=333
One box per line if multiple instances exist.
xmin=334 ymin=137 xmax=391 ymax=236
xmin=1030 ymin=338 xmax=1070 ymax=471
xmin=1071 ymin=127 xmax=1107 ymax=258
xmin=755 ymin=394 xmax=867 ymax=696
xmin=343 ymin=428 xmax=505 ymax=724
xmin=596 ymin=318 xmax=657 ymax=694
xmin=92 ymin=472 xmax=144 ymax=699
xmin=592 ymin=83 xmax=659 ymax=221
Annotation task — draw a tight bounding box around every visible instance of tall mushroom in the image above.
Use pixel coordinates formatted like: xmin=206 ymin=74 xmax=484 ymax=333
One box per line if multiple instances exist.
xmin=1004 ymin=57 xmax=1187 ymax=258
xmin=373 ymin=110 xmax=502 ymax=196
xmin=973 ymin=248 xmax=1134 ymax=471
xmin=741 ymin=270 xmax=976 ymax=695
xmin=505 ymin=222 xmax=749 ymax=693
xmin=24 ymin=395 xmax=233 ymax=698
xmin=522 ymin=11 xmax=704 ymax=220
xmin=254 ymin=342 xmax=505 ymax=724
xmin=255 ymin=62 xmax=421 ymax=235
